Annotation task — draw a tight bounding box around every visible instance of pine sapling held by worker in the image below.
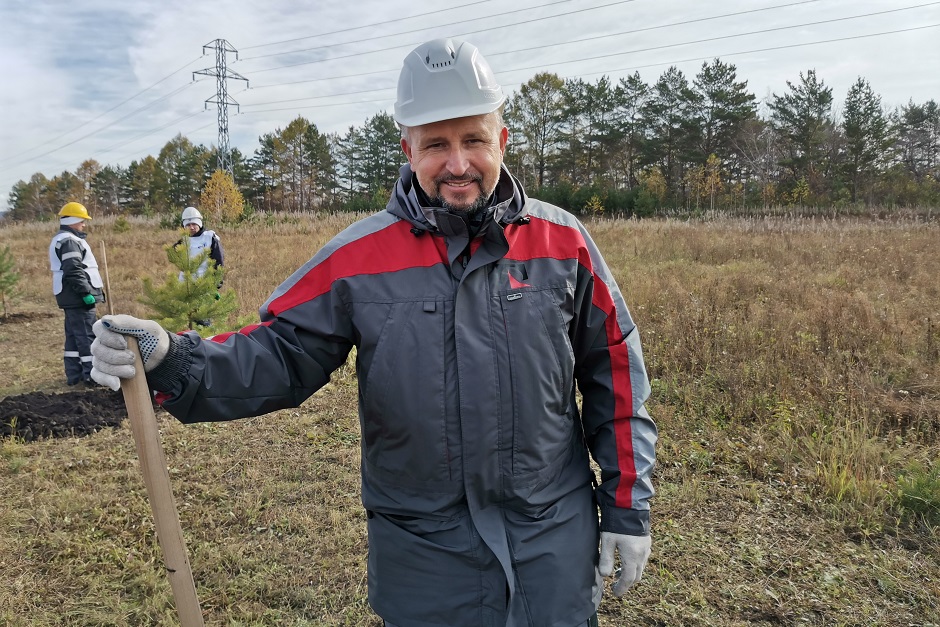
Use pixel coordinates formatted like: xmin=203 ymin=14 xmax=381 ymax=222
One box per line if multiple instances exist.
xmin=139 ymin=242 xmax=236 ymax=333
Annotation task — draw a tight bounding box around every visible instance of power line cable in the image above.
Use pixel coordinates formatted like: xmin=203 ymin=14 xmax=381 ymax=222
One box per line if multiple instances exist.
xmin=239 ymin=0 xmax=502 ymax=49
xmin=239 ymin=4 xmax=936 ymax=109
xmin=2 ymin=108 xmax=208 ymax=184
xmin=96 ymin=85 xmax=249 ymax=159
xmin=109 ymin=119 xmax=220 ymax=166
xmin=0 ymin=80 xmax=205 ymax=177
xmin=236 ymin=23 xmax=939 ymax=116
xmin=246 ymin=0 xmax=641 ymax=74
xmin=95 ymin=110 xmax=207 ymax=156
xmin=240 ymin=0 xmax=577 ymax=61
xmin=567 ymin=23 xmax=940 ymax=83
xmin=0 ymin=55 xmax=204 ymax=168
xmin=496 ymin=3 xmax=940 ymax=74
xmin=248 ymin=0 xmax=823 ymax=90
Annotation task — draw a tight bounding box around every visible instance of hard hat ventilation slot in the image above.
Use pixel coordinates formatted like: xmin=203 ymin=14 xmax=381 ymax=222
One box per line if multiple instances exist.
xmin=424 ymin=46 xmax=457 ymax=68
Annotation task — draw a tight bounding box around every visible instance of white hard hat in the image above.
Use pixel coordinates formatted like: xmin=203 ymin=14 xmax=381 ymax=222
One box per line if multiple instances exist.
xmin=181 ymin=206 xmax=203 ymax=227
xmin=394 ymin=38 xmax=506 ymax=127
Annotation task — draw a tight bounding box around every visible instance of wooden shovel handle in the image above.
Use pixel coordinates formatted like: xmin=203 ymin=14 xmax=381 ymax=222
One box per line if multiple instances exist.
xmin=120 ymin=336 xmax=205 ymax=626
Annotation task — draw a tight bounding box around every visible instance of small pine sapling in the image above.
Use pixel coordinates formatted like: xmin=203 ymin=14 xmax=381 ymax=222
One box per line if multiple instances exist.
xmin=139 ymin=236 xmax=238 ymax=333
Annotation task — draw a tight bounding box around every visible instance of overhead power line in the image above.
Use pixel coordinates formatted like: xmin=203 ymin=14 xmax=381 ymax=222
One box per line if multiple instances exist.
xmin=246 ymin=0 xmax=641 ymax=74
xmin=236 ymin=23 xmax=939 ymax=116
xmin=237 ymin=5 xmax=937 ymax=109
xmin=495 ymin=3 xmax=940 ymax=73
xmin=239 ymin=0 xmax=510 ymax=50
xmin=240 ymin=0 xmax=579 ymax=61
xmin=247 ymin=1 xmax=938 ymax=76
xmin=0 ymin=81 xmax=202 ymax=178
xmin=110 ymin=119 xmax=219 ymax=167
xmin=0 ymin=55 xmax=204 ymax=169
xmin=248 ymin=0 xmax=824 ymax=91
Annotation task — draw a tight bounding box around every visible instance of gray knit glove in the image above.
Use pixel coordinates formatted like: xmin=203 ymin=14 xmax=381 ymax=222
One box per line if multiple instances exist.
xmin=90 ymin=314 xmax=170 ymax=391
xmin=599 ymin=532 xmax=651 ymax=597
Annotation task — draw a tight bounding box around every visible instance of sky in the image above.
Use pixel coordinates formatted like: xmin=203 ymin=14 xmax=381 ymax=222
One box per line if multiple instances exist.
xmin=1 ymin=0 xmax=938 ymax=210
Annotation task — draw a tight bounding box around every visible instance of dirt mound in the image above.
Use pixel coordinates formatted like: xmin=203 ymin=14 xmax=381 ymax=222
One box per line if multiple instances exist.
xmin=0 ymin=388 xmax=127 ymax=442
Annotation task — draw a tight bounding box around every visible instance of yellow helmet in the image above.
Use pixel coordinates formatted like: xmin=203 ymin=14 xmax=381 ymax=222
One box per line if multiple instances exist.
xmin=58 ymin=202 xmax=92 ymax=220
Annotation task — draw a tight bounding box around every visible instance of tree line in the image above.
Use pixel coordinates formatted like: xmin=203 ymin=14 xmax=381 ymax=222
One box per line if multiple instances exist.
xmin=5 ymin=59 xmax=939 ymax=222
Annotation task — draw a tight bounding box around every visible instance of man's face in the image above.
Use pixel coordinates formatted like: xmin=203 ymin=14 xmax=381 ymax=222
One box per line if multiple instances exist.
xmin=184 ymin=222 xmax=201 ymax=235
xmin=72 ymin=221 xmax=87 ymax=232
xmin=401 ymin=113 xmax=508 ymax=213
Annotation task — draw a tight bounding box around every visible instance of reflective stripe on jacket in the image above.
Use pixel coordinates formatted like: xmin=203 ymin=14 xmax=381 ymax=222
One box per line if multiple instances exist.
xmin=156 ymin=164 xmax=656 ymax=627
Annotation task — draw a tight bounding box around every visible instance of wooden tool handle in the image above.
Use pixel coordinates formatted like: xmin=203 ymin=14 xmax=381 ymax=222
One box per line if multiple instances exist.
xmin=120 ymin=336 xmax=205 ymax=627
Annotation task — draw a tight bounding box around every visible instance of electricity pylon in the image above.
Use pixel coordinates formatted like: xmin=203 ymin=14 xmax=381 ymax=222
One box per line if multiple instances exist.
xmin=194 ymin=39 xmax=248 ymax=175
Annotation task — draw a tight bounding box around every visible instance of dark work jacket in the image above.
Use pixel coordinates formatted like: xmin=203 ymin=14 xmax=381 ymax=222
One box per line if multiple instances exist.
xmin=48 ymin=226 xmax=105 ymax=309
xmin=149 ymin=164 xmax=656 ymax=627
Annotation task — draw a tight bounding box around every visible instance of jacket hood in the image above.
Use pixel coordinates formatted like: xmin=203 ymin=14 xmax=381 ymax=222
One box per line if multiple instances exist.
xmin=386 ymin=163 xmax=528 ymax=233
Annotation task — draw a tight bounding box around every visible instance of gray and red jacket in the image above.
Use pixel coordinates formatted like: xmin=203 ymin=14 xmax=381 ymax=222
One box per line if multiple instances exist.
xmin=150 ymin=164 xmax=656 ymax=627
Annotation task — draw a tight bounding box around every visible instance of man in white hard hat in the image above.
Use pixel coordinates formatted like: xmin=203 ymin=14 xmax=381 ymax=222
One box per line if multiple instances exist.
xmin=91 ymin=38 xmax=655 ymax=626
xmin=50 ymin=202 xmax=106 ymax=386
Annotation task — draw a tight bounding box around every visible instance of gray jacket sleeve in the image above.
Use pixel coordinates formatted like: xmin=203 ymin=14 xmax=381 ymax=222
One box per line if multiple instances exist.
xmin=571 ymin=224 xmax=657 ymax=536
xmin=149 ymin=268 xmax=354 ymax=422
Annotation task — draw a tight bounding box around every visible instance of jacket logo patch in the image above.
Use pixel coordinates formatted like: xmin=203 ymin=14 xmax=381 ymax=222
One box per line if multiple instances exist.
xmin=507 ymin=293 xmax=523 ymax=301
xmin=508 ymin=267 xmax=530 ymax=289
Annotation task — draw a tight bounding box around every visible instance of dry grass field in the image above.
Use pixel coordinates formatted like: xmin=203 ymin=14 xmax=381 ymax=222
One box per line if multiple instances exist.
xmin=1 ymin=212 xmax=938 ymax=626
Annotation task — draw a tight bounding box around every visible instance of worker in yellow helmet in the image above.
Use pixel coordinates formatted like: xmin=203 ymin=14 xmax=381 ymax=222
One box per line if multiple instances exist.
xmin=48 ymin=202 xmax=106 ymax=386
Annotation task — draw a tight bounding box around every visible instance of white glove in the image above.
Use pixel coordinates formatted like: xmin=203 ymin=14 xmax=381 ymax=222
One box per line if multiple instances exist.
xmin=598 ymin=532 xmax=651 ymax=597
xmin=90 ymin=314 xmax=170 ymax=391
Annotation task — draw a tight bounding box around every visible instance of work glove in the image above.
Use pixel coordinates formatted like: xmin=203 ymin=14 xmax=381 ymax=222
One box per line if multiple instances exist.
xmin=214 ymin=291 xmax=221 ymax=300
xmin=90 ymin=314 xmax=170 ymax=391
xmin=82 ymin=294 xmax=96 ymax=306
xmin=598 ymin=532 xmax=651 ymax=597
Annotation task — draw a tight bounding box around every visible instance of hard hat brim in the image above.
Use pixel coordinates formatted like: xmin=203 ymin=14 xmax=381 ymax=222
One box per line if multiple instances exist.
xmin=394 ymin=96 xmax=506 ymax=128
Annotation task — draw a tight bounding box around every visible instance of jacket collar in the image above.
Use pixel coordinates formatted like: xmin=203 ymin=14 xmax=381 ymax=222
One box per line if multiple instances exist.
xmin=59 ymin=225 xmax=87 ymax=240
xmin=386 ymin=163 xmax=528 ymax=234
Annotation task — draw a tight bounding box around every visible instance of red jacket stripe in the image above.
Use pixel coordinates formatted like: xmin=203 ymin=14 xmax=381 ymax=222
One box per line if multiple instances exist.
xmin=268 ymin=220 xmax=445 ymax=316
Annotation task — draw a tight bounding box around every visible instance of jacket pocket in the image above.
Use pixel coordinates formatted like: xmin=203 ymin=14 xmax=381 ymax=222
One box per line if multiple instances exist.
xmin=497 ymin=286 xmax=576 ymax=475
xmin=358 ymin=300 xmax=453 ymax=484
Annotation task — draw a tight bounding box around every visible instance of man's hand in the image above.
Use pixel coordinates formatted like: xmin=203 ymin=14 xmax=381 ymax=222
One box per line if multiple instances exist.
xmin=82 ymin=294 xmax=96 ymax=306
xmin=598 ymin=532 xmax=651 ymax=597
xmin=90 ymin=314 xmax=170 ymax=391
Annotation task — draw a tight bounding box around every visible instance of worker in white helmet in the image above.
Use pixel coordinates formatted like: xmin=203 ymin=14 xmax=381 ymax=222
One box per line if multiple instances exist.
xmin=175 ymin=206 xmax=224 ymax=281
xmin=173 ymin=206 xmax=224 ymax=326
xmin=92 ymin=38 xmax=655 ymax=627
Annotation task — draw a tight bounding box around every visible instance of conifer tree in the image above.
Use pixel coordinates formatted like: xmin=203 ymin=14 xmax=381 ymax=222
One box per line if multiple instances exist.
xmin=0 ymin=245 xmax=20 ymax=318
xmin=139 ymin=236 xmax=237 ymax=333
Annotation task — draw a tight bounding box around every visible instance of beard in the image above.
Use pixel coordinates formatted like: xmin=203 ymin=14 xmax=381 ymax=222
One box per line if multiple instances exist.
xmin=433 ymin=173 xmax=491 ymax=215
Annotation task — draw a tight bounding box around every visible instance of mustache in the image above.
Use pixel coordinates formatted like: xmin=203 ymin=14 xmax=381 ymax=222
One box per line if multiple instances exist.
xmin=435 ymin=173 xmax=483 ymax=185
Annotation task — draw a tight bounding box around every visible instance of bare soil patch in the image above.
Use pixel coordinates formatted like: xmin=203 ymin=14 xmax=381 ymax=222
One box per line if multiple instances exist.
xmin=0 ymin=311 xmax=56 ymax=325
xmin=0 ymin=388 xmax=126 ymax=442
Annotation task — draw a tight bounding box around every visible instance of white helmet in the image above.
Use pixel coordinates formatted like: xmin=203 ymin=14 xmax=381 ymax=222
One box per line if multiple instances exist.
xmin=181 ymin=206 xmax=203 ymax=227
xmin=394 ymin=38 xmax=506 ymax=127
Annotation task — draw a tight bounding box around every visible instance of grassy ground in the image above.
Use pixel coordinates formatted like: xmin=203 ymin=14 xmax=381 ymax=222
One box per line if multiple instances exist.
xmin=1 ymin=213 xmax=938 ymax=626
